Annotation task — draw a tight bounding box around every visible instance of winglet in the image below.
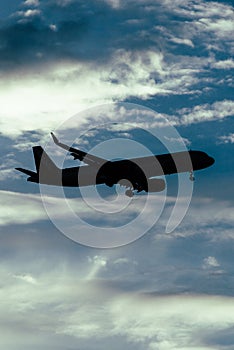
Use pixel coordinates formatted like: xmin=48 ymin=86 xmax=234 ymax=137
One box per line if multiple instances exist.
xmin=51 ymin=132 xmax=59 ymax=145
xmin=50 ymin=132 xmax=107 ymax=166
xmin=51 ymin=132 xmax=70 ymax=151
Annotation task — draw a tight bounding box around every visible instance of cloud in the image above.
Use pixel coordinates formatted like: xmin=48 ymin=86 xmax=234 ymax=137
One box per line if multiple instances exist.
xmin=0 ymin=1 xmax=233 ymax=348
xmin=0 ymin=61 xmax=232 ymax=139
xmin=158 ymin=196 xmax=234 ymax=243
xmin=0 ymin=0 xmax=233 ymax=139
xmin=0 ymin=190 xmax=89 ymax=226
xmin=0 ymin=151 xmax=20 ymax=181
xmin=1 ymin=259 xmax=234 ymax=350
xmin=0 ymin=52 xmax=168 ymax=138
xmin=86 ymin=255 xmax=108 ymax=280
xmin=212 ymin=59 xmax=234 ymax=70
xmin=15 ymin=9 xmax=41 ymax=18
xmin=169 ymin=36 xmax=194 ymax=47
xmin=23 ymin=0 xmax=40 ymax=6
xmin=108 ymin=294 xmax=234 ymax=349
xmin=0 ymin=0 xmax=233 ymax=73
xmin=49 ymin=23 xmax=57 ymax=32
xmin=13 ymin=273 xmax=37 ymax=284
xmin=199 ymin=17 xmax=234 ymax=39
xmin=0 ymin=189 xmax=162 ymax=243
xmin=218 ymin=133 xmax=234 ymax=144
xmin=163 ymin=136 xmax=191 ymax=146
xmin=177 ymin=100 xmax=234 ymax=125
xmin=203 ymin=256 xmax=220 ymax=268
xmin=0 ymin=191 xmax=47 ymax=225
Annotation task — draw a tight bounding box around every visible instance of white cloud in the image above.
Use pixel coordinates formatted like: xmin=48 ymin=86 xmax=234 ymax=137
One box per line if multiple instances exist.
xmin=104 ymin=0 xmax=121 ymax=9
xmin=0 ymin=191 xmax=47 ymax=225
xmin=1 ymin=261 xmax=234 ymax=350
xmin=218 ymin=133 xmax=234 ymax=144
xmin=0 ymin=189 xmax=159 ymax=241
xmin=0 ymin=66 xmax=170 ymax=142
xmin=162 ymin=1 xmax=234 ymax=56
xmin=0 ymin=190 xmax=90 ymax=226
xmin=0 ymin=153 xmax=20 ymax=181
xmin=23 ymin=0 xmax=40 ymax=6
xmin=212 ymin=59 xmax=234 ymax=70
xmin=0 ymin=52 xmax=167 ymax=138
xmin=169 ymin=37 xmax=194 ymax=47
xmin=163 ymin=136 xmax=191 ymax=146
xmin=109 ymin=294 xmax=234 ymax=348
xmin=86 ymin=255 xmax=108 ymax=279
xmin=113 ymin=257 xmax=130 ymax=265
xmin=203 ymin=256 xmax=220 ymax=269
xmin=13 ymin=273 xmax=37 ymax=284
xmin=16 ymin=9 xmax=41 ymax=18
xmin=0 ymin=168 xmax=18 ymax=181
xmin=199 ymin=18 xmax=234 ymax=38
xmin=178 ymin=100 xmax=234 ymax=125
xmin=167 ymin=0 xmax=233 ymax=20
xmin=158 ymin=196 xmax=234 ymax=242
xmin=0 ymin=51 xmax=225 ymax=139
xmin=49 ymin=24 xmax=57 ymax=32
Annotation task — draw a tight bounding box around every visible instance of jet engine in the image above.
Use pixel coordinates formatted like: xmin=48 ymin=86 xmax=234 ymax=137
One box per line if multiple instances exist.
xmin=146 ymin=178 xmax=165 ymax=192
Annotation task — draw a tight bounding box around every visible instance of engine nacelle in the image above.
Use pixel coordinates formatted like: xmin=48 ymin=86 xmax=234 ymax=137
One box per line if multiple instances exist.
xmin=146 ymin=178 xmax=165 ymax=192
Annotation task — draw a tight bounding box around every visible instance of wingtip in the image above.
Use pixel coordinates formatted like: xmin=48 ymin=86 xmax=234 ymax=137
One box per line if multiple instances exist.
xmin=51 ymin=132 xmax=58 ymax=144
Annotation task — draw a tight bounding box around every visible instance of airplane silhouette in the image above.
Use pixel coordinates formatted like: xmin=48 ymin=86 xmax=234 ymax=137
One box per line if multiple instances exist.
xmin=16 ymin=133 xmax=215 ymax=197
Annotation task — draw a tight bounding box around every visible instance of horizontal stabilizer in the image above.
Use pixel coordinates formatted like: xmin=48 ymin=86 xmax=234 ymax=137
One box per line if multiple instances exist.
xmin=15 ymin=168 xmax=37 ymax=177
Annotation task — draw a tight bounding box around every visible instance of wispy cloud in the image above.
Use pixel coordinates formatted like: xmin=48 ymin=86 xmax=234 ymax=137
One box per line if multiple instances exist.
xmin=23 ymin=0 xmax=40 ymax=6
xmin=218 ymin=133 xmax=234 ymax=144
xmin=0 ymin=191 xmax=47 ymax=225
xmin=212 ymin=59 xmax=234 ymax=70
xmin=177 ymin=100 xmax=234 ymax=125
xmin=0 ymin=0 xmax=232 ymax=138
xmin=14 ymin=9 xmax=41 ymax=19
xmin=1 ymin=260 xmax=234 ymax=350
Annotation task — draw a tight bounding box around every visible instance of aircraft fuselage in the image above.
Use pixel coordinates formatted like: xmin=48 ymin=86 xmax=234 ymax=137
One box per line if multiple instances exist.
xmin=16 ymin=134 xmax=215 ymax=195
xmin=39 ymin=150 xmax=214 ymax=188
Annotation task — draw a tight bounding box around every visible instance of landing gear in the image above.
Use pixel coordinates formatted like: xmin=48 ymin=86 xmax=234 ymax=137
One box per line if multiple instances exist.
xmin=189 ymin=170 xmax=195 ymax=181
xmin=125 ymin=189 xmax=134 ymax=197
xmin=118 ymin=179 xmax=134 ymax=197
xmin=119 ymin=179 xmax=131 ymax=187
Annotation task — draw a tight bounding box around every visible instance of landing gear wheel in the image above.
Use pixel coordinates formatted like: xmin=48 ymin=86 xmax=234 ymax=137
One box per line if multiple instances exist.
xmin=189 ymin=170 xmax=195 ymax=181
xmin=125 ymin=189 xmax=134 ymax=197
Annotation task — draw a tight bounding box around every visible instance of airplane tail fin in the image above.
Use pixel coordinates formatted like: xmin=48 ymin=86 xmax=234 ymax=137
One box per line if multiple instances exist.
xmin=33 ymin=146 xmax=60 ymax=184
xmin=33 ymin=146 xmax=59 ymax=173
xmin=16 ymin=146 xmax=60 ymax=184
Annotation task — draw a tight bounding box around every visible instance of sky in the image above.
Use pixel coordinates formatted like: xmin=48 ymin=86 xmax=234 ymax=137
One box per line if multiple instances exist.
xmin=0 ymin=0 xmax=234 ymax=349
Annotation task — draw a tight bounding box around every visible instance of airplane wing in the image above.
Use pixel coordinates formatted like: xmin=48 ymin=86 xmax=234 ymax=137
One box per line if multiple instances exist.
xmin=51 ymin=133 xmax=107 ymax=167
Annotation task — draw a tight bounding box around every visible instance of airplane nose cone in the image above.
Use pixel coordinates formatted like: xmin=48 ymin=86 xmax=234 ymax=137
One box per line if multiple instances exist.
xmin=209 ymin=156 xmax=215 ymax=166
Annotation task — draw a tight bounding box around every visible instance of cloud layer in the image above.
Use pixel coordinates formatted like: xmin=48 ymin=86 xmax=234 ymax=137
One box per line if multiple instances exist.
xmin=0 ymin=1 xmax=233 ymax=349
xmin=0 ymin=0 xmax=233 ymax=137
xmin=1 ymin=260 xmax=234 ymax=350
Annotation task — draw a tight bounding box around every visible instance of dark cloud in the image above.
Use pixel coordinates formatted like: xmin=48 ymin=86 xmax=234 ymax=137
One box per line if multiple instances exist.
xmin=0 ymin=0 xmax=233 ymax=83
xmin=0 ymin=0 xmax=185 ymax=71
xmin=0 ymin=17 xmax=89 ymax=71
